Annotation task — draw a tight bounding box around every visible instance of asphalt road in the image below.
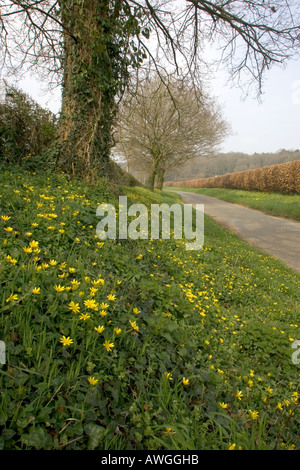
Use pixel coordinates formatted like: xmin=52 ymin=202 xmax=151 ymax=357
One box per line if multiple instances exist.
xmin=173 ymin=190 xmax=300 ymax=274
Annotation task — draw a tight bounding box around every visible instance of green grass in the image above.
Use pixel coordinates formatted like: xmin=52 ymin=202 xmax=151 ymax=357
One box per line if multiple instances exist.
xmin=164 ymin=187 xmax=300 ymax=222
xmin=0 ymin=167 xmax=300 ymax=450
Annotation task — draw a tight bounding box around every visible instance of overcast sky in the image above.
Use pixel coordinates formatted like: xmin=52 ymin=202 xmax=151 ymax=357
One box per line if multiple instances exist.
xmin=16 ymin=52 xmax=300 ymax=156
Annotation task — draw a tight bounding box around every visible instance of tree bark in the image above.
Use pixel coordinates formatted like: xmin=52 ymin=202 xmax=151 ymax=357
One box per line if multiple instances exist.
xmin=146 ymin=159 xmax=159 ymax=191
xmin=156 ymin=169 xmax=165 ymax=190
xmin=56 ymin=0 xmax=117 ymax=180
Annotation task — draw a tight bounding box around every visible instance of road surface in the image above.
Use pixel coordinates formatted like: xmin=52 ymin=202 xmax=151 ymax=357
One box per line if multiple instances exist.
xmin=173 ymin=190 xmax=300 ymax=274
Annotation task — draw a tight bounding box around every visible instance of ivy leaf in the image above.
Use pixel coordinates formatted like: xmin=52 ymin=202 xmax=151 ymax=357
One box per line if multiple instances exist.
xmin=21 ymin=426 xmax=53 ymax=450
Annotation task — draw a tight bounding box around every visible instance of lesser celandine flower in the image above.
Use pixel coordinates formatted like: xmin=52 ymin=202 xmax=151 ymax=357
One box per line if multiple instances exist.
xmin=129 ymin=320 xmax=139 ymax=331
xmin=29 ymin=240 xmax=39 ymax=249
xmin=249 ymin=410 xmax=259 ymax=420
xmin=6 ymin=293 xmax=18 ymax=302
xmin=100 ymin=302 xmax=109 ymax=309
xmin=114 ymin=328 xmax=122 ymax=335
xmin=164 ymin=427 xmax=175 ymax=435
xmin=103 ymin=339 xmax=114 ymax=352
xmin=165 ymin=372 xmax=173 ymax=381
xmin=236 ymin=391 xmax=243 ymax=400
xmin=84 ymin=299 xmax=99 ymax=311
xmin=133 ymin=307 xmax=140 ymax=315
xmin=68 ymin=301 xmax=80 ymax=313
xmin=79 ymin=313 xmax=90 ymax=321
xmin=107 ymin=293 xmax=116 ymax=301
xmin=88 ymin=377 xmax=98 ymax=385
xmin=60 ymin=336 xmax=73 ymax=347
xmin=32 ymin=287 xmax=41 ymax=295
xmin=95 ymin=325 xmax=105 ymax=333
xmin=54 ymin=284 xmax=65 ymax=292
xmin=182 ymin=377 xmax=189 ymax=386
xmin=219 ymin=402 xmax=228 ymax=409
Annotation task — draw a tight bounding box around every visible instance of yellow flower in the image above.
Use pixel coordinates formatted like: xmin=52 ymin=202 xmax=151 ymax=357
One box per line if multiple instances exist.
xmin=88 ymin=377 xmax=98 ymax=385
xmin=94 ymin=325 xmax=105 ymax=333
xmin=136 ymin=254 xmax=143 ymax=260
xmin=236 ymin=391 xmax=243 ymax=400
xmin=165 ymin=372 xmax=173 ymax=381
xmin=49 ymin=259 xmax=57 ymax=266
xmin=79 ymin=313 xmax=90 ymax=321
xmin=71 ymin=279 xmax=80 ymax=290
xmin=277 ymin=402 xmax=284 ymax=411
xmin=68 ymin=301 xmax=80 ymax=313
xmin=107 ymin=293 xmax=116 ymax=301
xmin=4 ymin=227 xmax=13 ymax=232
xmin=99 ymin=310 xmax=108 ymax=317
xmin=84 ymin=299 xmax=99 ymax=311
xmin=103 ymin=339 xmax=114 ymax=352
xmin=5 ymin=255 xmax=17 ymax=265
xmin=114 ymin=328 xmax=122 ymax=335
xmin=23 ymin=246 xmax=33 ymax=253
xmin=100 ymin=302 xmax=109 ymax=309
xmin=129 ymin=320 xmax=139 ymax=331
xmin=32 ymin=287 xmax=41 ymax=295
xmin=54 ymin=284 xmax=65 ymax=292
xmin=219 ymin=402 xmax=228 ymax=409
xmin=164 ymin=427 xmax=175 ymax=435
xmin=1 ymin=215 xmax=11 ymax=221
xmin=133 ymin=307 xmax=140 ymax=315
xmin=249 ymin=410 xmax=259 ymax=420
xmin=60 ymin=336 xmax=73 ymax=347
xmin=29 ymin=240 xmax=39 ymax=249
xmin=228 ymin=443 xmax=236 ymax=450
xmin=6 ymin=293 xmax=19 ymax=302
xmin=182 ymin=377 xmax=189 ymax=386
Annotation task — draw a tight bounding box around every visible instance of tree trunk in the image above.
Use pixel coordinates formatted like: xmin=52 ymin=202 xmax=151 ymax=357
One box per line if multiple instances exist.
xmin=146 ymin=169 xmax=157 ymax=191
xmin=56 ymin=0 xmax=118 ymax=180
xmin=156 ymin=169 xmax=165 ymax=190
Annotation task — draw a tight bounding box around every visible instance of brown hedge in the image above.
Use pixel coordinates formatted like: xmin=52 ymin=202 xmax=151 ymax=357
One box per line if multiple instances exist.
xmin=166 ymin=160 xmax=300 ymax=194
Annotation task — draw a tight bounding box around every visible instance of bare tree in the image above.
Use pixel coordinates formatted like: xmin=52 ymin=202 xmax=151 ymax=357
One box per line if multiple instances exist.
xmin=0 ymin=1 xmax=299 ymax=180
xmin=114 ymin=74 xmax=230 ymax=189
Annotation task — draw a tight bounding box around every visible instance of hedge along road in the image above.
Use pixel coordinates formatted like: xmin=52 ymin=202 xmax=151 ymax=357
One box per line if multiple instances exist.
xmin=173 ymin=190 xmax=300 ymax=274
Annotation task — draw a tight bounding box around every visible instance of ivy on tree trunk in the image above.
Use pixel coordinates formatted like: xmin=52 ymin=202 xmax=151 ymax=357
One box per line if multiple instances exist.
xmin=56 ymin=0 xmax=125 ymax=180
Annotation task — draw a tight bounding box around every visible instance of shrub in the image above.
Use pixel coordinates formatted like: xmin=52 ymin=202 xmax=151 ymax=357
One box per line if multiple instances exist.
xmin=168 ymin=160 xmax=300 ymax=194
xmin=0 ymin=83 xmax=57 ymax=166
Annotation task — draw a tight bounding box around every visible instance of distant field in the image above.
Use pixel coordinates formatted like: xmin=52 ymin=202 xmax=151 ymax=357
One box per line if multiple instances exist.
xmin=164 ymin=187 xmax=300 ymax=222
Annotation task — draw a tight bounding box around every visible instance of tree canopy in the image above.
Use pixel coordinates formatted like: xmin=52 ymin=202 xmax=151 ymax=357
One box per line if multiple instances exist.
xmin=0 ymin=1 xmax=299 ymax=180
xmin=114 ymin=74 xmax=230 ymax=189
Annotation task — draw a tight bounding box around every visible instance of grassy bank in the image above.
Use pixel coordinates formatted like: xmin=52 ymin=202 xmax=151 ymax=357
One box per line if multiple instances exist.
xmin=0 ymin=168 xmax=299 ymax=450
xmin=164 ymin=187 xmax=300 ymax=222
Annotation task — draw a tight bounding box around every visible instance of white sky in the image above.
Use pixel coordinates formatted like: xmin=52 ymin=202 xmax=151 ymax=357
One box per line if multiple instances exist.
xmin=15 ymin=52 xmax=300 ymax=156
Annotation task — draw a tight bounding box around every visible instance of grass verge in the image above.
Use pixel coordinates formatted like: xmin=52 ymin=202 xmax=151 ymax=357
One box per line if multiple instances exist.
xmin=164 ymin=187 xmax=300 ymax=222
xmin=0 ymin=168 xmax=299 ymax=450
